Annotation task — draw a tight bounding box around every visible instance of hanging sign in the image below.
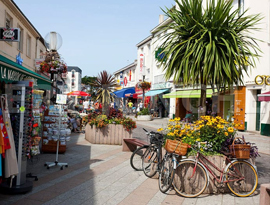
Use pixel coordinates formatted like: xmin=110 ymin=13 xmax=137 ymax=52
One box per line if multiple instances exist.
xmin=124 ymin=77 xmax=127 ymax=86
xmin=56 ymin=94 xmax=67 ymax=104
xmin=139 ymin=54 xmax=144 ymax=74
xmin=0 ymin=28 xmax=20 ymax=42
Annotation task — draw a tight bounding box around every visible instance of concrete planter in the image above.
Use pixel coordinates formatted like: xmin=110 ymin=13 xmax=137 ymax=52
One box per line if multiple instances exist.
xmin=85 ymin=124 xmax=132 ymax=145
xmin=137 ymin=115 xmax=152 ymax=121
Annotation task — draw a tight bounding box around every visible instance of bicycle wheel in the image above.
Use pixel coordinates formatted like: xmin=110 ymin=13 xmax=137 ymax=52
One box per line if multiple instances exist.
xmin=158 ymin=153 xmax=174 ymax=193
xmin=173 ymin=160 xmax=208 ymax=197
xmin=226 ymin=160 xmax=258 ymax=197
xmin=130 ymin=145 xmax=149 ymax=171
xmin=142 ymin=145 xmax=158 ymax=178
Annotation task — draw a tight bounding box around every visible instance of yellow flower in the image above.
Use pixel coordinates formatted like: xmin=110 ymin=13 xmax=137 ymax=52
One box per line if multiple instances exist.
xmin=228 ymin=127 xmax=234 ymax=133
xmin=169 ymin=119 xmax=174 ymax=122
xmin=175 ymin=117 xmax=181 ymax=121
xmin=196 ymin=138 xmax=201 ymax=141
xmin=157 ymin=128 xmax=163 ymax=132
xmin=225 ymin=132 xmax=228 ymax=136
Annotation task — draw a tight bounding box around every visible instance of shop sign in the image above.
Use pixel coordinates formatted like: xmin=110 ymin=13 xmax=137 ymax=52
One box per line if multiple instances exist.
xmin=124 ymin=77 xmax=127 ymax=86
xmin=0 ymin=28 xmax=20 ymax=42
xmin=0 ymin=64 xmax=37 ymax=84
xmin=139 ymin=54 xmax=144 ymax=74
xmin=255 ymin=75 xmax=270 ymax=85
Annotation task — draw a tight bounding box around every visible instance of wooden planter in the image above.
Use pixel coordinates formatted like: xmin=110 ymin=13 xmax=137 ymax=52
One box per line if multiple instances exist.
xmin=85 ymin=124 xmax=132 ymax=145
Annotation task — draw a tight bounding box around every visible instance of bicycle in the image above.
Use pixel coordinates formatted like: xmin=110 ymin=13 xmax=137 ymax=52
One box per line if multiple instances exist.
xmin=130 ymin=128 xmax=159 ymax=171
xmin=141 ymin=129 xmax=164 ymax=178
xmin=173 ymin=141 xmax=258 ymax=197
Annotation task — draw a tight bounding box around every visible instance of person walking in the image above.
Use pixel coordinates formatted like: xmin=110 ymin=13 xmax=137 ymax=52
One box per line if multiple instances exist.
xmin=127 ymin=100 xmax=133 ymax=114
xmin=139 ymin=101 xmax=143 ymax=111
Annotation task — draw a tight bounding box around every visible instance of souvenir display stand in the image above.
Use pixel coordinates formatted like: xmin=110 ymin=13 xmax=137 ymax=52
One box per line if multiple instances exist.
xmin=43 ymin=96 xmax=70 ymax=170
xmin=0 ymin=81 xmax=34 ymax=194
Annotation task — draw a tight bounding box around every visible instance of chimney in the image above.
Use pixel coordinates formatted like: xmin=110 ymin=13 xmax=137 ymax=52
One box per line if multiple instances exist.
xmin=159 ymin=14 xmax=164 ymax=24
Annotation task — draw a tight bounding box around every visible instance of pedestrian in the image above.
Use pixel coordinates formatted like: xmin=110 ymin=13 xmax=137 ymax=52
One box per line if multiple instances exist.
xmin=83 ymin=100 xmax=89 ymax=113
xmin=127 ymin=100 xmax=133 ymax=114
xmin=94 ymin=101 xmax=99 ymax=112
xmin=139 ymin=101 xmax=143 ymax=111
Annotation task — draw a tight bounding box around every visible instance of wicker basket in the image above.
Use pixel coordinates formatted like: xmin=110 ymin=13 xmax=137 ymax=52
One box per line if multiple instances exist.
xmin=229 ymin=137 xmax=250 ymax=159
xmin=165 ymin=139 xmax=188 ymax=156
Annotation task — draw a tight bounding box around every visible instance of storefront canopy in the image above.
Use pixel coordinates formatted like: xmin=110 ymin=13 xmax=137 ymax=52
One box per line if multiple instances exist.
xmin=138 ymin=88 xmax=170 ymax=97
xmin=258 ymin=91 xmax=270 ymax=102
xmin=163 ymin=89 xmax=213 ymax=98
xmin=0 ymin=54 xmax=51 ymax=90
xmin=113 ymin=87 xmax=135 ymax=98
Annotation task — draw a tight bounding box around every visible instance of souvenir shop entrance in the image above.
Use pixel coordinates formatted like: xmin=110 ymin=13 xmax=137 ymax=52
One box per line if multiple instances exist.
xmin=0 ymin=55 xmax=52 ymax=194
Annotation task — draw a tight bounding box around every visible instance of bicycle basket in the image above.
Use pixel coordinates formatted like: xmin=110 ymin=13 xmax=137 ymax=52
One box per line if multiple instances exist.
xmin=229 ymin=137 xmax=250 ymax=159
xmin=165 ymin=139 xmax=188 ymax=156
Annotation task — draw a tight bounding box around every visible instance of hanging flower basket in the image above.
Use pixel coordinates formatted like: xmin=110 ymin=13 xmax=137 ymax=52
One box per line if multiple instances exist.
xmin=138 ymin=81 xmax=151 ymax=90
xmin=40 ymin=60 xmax=67 ymax=74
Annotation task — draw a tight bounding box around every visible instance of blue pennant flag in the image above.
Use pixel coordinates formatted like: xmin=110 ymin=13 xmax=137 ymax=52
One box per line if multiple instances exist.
xmin=16 ymin=52 xmax=23 ymax=65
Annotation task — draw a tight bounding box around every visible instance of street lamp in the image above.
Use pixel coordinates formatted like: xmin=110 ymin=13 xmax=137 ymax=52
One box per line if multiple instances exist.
xmin=44 ymin=31 xmax=63 ymax=103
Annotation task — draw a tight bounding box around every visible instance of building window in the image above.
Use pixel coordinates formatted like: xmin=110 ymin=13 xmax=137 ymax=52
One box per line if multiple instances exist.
xmin=5 ymin=13 xmax=12 ymax=28
xmin=238 ymin=0 xmax=244 ymax=15
xmin=72 ymin=70 xmax=75 ymax=78
xmin=71 ymin=79 xmax=75 ymax=86
xmin=17 ymin=25 xmax=23 ymax=52
xmin=26 ymin=34 xmax=31 ymax=57
xmin=5 ymin=12 xmax=13 ymax=45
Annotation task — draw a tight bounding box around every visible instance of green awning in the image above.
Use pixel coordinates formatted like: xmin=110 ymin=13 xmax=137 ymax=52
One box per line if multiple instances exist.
xmin=163 ymin=89 xmax=214 ymax=98
xmin=0 ymin=54 xmax=51 ymax=89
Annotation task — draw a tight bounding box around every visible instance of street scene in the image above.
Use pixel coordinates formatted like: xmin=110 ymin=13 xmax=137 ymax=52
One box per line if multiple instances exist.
xmin=0 ymin=0 xmax=270 ymax=204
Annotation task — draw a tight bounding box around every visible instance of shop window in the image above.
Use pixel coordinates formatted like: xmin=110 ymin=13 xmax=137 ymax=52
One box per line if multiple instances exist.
xmin=71 ymin=79 xmax=75 ymax=87
xmin=26 ymin=34 xmax=31 ymax=57
xmin=17 ymin=25 xmax=23 ymax=52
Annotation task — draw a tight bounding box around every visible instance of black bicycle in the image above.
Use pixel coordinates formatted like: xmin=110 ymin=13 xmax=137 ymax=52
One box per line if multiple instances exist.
xmin=130 ymin=128 xmax=159 ymax=171
xmin=141 ymin=129 xmax=164 ymax=178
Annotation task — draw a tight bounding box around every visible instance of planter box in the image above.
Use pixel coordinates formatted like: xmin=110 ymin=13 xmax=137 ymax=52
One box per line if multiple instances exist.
xmin=85 ymin=124 xmax=132 ymax=145
xmin=137 ymin=115 xmax=152 ymax=121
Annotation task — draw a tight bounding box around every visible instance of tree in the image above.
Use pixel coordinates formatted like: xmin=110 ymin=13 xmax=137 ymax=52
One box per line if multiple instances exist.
xmin=91 ymin=71 xmax=117 ymax=116
xmin=157 ymin=0 xmax=262 ymax=116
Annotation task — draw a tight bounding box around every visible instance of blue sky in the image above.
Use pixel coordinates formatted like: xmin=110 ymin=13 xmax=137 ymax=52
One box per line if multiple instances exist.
xmin=13 ymin=0 xmax=174 ymax=77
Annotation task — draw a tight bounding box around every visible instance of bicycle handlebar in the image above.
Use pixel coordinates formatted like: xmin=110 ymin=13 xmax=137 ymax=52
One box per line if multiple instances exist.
xmin=143 ymin=128 xmax=148 ymax=133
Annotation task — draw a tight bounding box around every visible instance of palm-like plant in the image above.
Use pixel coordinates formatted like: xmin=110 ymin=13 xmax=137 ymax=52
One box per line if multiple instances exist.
xmin=157 ymin=0 xmax=262 ymax=115
xmin=91 ymin=71 xmax=117 ymax=116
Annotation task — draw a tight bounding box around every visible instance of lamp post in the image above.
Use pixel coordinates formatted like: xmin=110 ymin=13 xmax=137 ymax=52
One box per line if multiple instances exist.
xmin=44 ymin=31 xmax=63 ymax=103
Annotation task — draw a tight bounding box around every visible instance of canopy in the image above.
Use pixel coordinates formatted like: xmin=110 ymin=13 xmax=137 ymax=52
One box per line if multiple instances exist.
xmin=67 ymin=91 xmax=91 ymax=96
xmin=113 ymin=87 xmax=135 ymax=98
xmin=163 ymin=89 xmax=214 ymax=98
xmin=258 ymin=91 xmax=270 ymax=102
xmin=138 ymin=88 xmax=170 ymax=97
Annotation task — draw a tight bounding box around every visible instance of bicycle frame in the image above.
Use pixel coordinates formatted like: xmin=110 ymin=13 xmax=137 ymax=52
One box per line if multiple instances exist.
xmin=192 ymin=151 xmax=256 ymax=184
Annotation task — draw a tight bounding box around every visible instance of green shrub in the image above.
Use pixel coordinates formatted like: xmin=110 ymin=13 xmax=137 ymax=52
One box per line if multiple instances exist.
xmin=138 ymin=108 xmax=150 ymax=115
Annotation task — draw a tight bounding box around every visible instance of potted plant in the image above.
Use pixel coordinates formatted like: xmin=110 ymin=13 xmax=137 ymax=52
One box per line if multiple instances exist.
xmin=136 ymin=108 xmax=152 ymax=121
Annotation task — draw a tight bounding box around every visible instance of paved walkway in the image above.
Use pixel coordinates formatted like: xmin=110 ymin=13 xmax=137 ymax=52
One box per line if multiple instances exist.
xmin=0 ymin=117 xmax=268 ymax=205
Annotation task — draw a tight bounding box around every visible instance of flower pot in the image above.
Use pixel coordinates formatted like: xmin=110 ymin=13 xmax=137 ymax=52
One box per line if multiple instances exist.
xmin=137 ymin=115 xmax=152 ymax=121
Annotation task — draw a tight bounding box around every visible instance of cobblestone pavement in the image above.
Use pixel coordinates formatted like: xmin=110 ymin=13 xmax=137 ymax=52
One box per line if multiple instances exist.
xmin=0 ymin=116 xmax=268 ymax=205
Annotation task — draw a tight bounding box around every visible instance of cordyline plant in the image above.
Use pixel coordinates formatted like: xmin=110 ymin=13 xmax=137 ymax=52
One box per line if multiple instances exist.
xmin=157 ymin=0 xmax=262 ymax=116
xmin=91 ymin=71 xmax=118 ymax=116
